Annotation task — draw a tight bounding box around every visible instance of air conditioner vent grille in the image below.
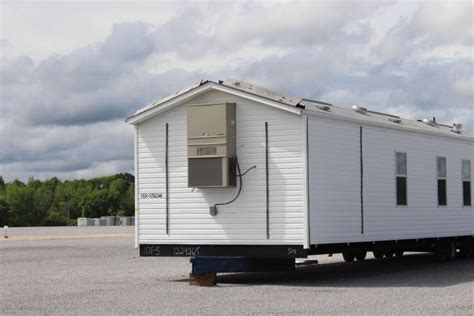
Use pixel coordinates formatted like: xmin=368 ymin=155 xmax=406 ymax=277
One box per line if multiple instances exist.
xmin=196 ymin=146 xmax=217 ymax=156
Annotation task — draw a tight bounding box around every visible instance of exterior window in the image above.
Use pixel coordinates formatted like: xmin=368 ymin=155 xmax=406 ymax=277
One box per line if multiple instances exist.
xmin=437 ymin=157 xmax=447 ymax=206
xmin=396 ymin=152 xmax=407 ymax=206
xmin=462 ymin=160 xmax=471 ymax=206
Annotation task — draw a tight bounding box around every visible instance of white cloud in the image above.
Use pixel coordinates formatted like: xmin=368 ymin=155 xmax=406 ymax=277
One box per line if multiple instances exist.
xmin=0 ymin=0 xmax=472 ymax=181
xmin=415 ymin=2 xmax=473 ymax=45
xmin=1 ymin=1 xmax=180 ymax=61
xmin=451 ymin=76 xmax=474 ymax=106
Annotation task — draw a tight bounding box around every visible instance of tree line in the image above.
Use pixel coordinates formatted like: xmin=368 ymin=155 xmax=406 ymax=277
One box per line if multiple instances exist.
xmin=0 ymin=173 xmax=134 ymax=227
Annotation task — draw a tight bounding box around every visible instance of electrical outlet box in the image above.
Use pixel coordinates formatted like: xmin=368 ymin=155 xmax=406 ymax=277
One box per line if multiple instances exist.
xmin=187 ymin=103 xmax=236 ymax=187
xmin=209 ymin=206 xmax=218 ymax=216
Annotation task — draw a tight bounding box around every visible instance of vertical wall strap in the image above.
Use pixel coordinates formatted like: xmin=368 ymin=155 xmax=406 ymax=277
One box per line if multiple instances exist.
xmin=165 ymin=123 xmax=169 ymax=235
xmin=360 ymin=126 xmax=364 ymax=234
xmin=265 ymin=122 xmax=270 ymax=239
xmin=305 ymin=116 xmax=311 ymax=245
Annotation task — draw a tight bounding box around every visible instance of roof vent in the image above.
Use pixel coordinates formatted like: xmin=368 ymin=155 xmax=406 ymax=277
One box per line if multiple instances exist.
xmin=317 ymin=105 xmax=331 ymax=111
xmin=451 ymin=122 xmax=463 ymax=134
xmin=352 ymin=105 xmax=367 ymax=114
xmin=389 ymin=118 xmax=402 ymax=124
xmin=422 ymin=118 xmax=437 ymax=127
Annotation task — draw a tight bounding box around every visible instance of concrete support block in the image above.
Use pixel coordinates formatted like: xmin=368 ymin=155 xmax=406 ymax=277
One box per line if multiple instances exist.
xmin=100 ymin=216 xmax=118 ymax=226
xmin=189 ymin=273 xmax=217 ymax=287
xmin=120 ymin=217 xmax=130 ymax=225
xmin=77 ymin=218 xmax=88 ymax=226
xmin=79 ymin=216 xmax=134 ymax=226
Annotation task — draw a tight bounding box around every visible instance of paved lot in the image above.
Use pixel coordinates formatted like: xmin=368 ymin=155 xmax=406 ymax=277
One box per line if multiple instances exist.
xmin=1 ymin=227 xmax=473 ymax=315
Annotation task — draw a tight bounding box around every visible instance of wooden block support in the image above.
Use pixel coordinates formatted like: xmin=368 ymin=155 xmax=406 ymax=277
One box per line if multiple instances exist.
xmin=189 ymin=273 xmax=217 ymax=286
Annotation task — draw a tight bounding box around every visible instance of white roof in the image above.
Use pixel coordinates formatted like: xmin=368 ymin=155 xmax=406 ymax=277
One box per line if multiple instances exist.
xmin=301 ymin=99 xmax=472 ymax=139
xmin=127 ymin=79 xmax=472 ymax=140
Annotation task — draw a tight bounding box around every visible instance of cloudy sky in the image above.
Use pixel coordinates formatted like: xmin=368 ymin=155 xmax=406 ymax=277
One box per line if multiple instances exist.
xmin=0 ymin=0 xmax=472 ymax=181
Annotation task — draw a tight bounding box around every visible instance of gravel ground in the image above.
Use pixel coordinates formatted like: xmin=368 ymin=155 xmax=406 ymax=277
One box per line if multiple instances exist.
xmin=1 ymin=227 xmax=473 ymax=315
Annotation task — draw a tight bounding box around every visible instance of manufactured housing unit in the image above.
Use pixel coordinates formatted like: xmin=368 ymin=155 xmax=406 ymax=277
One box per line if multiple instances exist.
xmin=126 ymin=79 xmax=473 ymax=260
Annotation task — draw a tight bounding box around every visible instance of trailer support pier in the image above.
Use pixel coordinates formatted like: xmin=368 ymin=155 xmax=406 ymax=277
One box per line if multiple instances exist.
xmin=189 ymin=257 xmax=295 ymax=286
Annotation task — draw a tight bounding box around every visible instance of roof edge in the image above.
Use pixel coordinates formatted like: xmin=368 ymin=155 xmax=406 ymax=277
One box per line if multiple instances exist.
xmin=126 ymin=81 xmax=302 ymax=125
xmin=303 ymin=109 xmax=474 ymax=142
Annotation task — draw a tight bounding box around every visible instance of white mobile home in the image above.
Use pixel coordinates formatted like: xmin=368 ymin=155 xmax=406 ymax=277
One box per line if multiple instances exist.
xmin=126 ymin=79 xmax=473 ymax=262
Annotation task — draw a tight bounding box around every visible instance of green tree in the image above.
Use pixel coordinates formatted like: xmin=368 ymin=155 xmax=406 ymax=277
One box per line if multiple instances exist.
xmin=1 ymin=173 xmax=134 ymax=226
xmin=80 ymin=189 xmax=111 ymax=218
xmin=124 ymin=184 xmax=135 ymax=216
xmin=34 ymin=186 xmax=54 ymax=222
xmin=45 ymin=204 xmax=67 ymax=226
xmin=28 ymin=178 xmax=48 ymax=225
xmin=108 ymin=178 xmax=130 ymax=216
xmin=0 ymin=176 xmax=6 ymax=197
xmin=6 ymin=180 xmax=34 ymax=226
xmin=0 ymin=197 xmax=9 ymax=226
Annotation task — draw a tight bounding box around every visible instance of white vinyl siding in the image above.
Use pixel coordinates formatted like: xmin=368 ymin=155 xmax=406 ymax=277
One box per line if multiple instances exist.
xmin=137 ymin=90 xmax=305 ymax=245
xmin=363 ymin=128 xmax=473 ymax=240
xmin=309 ymin=117 xmax=474 ymax=244
xmin=308 ymin=118 xmax=363 ymax=244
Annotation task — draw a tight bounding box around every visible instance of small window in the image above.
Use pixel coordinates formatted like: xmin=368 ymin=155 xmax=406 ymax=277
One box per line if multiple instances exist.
xmin=437 ymin=157 xmax=447 ymax=206
xmin=396 ymin=152 xmax=407 ymax=206
xmin=462 ymin=160 xmax=471 ymax=180
xmin=437 ymin=157 xmax=447 ymax=178
xmin=462 ymin=160 xmax=471 ymax=206
xmin=438 ymin=179 xmax=447 ymax=206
